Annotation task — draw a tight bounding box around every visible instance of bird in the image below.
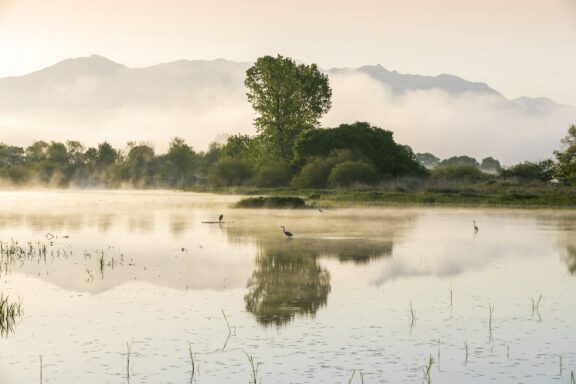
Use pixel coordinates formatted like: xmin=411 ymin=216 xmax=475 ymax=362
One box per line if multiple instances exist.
xmin=318 ymin=208 xmax=323 ymax=213
xmin=219 ymin=214 xmax=224 ymax=223
xmin=473 ymin=220 xmax=479 ymax=232
xmin=281 ymin=226 xmax=293 ymax=238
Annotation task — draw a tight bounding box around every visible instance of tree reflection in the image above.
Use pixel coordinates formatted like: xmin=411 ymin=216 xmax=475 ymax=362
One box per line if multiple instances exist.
xmin=245 ymin=244 xmax=330 ymax=326
xmin=244 ymin=237 xmax=394 ymax=326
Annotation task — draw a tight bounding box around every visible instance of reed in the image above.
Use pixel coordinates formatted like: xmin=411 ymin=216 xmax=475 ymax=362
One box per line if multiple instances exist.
xmin=409 ymin=302 xmax=416 ymax=330
xmin=245 ymin=353 xmax=261 ymax=384
xmin=423 ymin=354 xmax=434 ymax=384
xmin=348 ymin=369 xmax=355 ymax=384
xmin=39 ymin=354 xmax=43 ymax=384
xmin=126 ymin=340 xmax=134 ymax=381
xmin=188 ymin=343 xmax=196 ymax=382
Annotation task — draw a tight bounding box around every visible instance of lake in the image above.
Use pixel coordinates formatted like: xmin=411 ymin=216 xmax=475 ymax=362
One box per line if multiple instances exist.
xmin=0 ymin=190 xmax=574 ymax=383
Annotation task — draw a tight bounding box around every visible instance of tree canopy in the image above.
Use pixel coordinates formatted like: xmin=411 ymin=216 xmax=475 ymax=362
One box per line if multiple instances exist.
xmin=245 ymin=55 xmax=332 ymax=161
xmin=293 ymin=122 xmax=427 ymax=177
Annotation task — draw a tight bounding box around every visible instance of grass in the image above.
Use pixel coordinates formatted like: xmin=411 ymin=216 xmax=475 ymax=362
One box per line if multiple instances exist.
xmin=190 ymin=179 xmax=576 ymax=208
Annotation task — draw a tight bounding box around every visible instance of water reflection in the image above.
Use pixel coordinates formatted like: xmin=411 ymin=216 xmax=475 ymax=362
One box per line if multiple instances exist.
xmin=565 ymin=244 xmax=576 ymax=276
xmin=245 ymin=242 xmax=330 ymax=326
xmin=243 ymin=236 xmax=395 ymax=326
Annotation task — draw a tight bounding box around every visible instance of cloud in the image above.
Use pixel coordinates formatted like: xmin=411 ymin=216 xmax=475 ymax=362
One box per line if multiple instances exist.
xmin=323 ymin=71 xmax=576 ymax=165
xmin=1 ymin=65 xmax=574 ymax=163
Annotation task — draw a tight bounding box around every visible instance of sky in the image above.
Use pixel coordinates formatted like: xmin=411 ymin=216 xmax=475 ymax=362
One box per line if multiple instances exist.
xmin=1 ymin=0 xmax=576 ymax=105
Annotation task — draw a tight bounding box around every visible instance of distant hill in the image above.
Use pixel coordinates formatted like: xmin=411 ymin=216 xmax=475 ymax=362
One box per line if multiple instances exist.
xmin=0 ymin=55 xmax=574 ymax=163
xmin=330 ymin=64 xmax=503 ymax=97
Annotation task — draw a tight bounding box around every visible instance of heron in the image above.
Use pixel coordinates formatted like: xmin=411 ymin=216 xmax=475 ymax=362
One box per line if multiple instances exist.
xmin=473 ymin=220 xmax=479 ymax=232
xmin=281 ymin=226 xmax=293 ymax=238
xmin=219 ymin=214 xmax=224 ymax=223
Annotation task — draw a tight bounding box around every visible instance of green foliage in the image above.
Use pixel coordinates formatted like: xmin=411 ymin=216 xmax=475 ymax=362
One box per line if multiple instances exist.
xmin=245 ymin=55 xmax=332 ymax=161
xmin=500 ymin=160 xmax=554 ymax=182
xmin=252 ymin=163 xmax=293 ymax=187
xmin=328 ymin=161 xmax=379 ymax=187
xmin=291 ymin=158 xmax=335 ymax=188
xmin=159 ymin=137 xmax=197 ymax=187
xmin=294 ymin=122 xmax=427 ymax=177
xmin=416 ymin=153 xmax=440 ymax=169
xmin=480 ymin=157 xmax=502 ymax=174
xmin=554 ymin=124 xmax=576 ymax=183
xmin=438 ymin=155 xmax=479 ymax=168
xmin=207 ymin=158 xmax=254 ymax=187
xmin=234 ymin=196 xmax=306 ymax=209
xmin=121 ymin=143 xmax=157 ymax=187
xmin=431 ymin=164 xmax=486 ymax=182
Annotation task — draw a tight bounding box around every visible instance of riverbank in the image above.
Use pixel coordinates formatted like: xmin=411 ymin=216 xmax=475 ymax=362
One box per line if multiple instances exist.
xmin=188 ymin=181 xmax=576 ymax=208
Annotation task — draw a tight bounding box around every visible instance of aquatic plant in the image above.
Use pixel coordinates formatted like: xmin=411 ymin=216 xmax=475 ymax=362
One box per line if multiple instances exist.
xmin=246 ymin=353 xmax=262 ymax=384
xmin=422 ymin=354 xmax=434 ymax=384
xmin=188 ymin=343 xmax=196 ymax=383
xmin=0 ymin=293 xmax=23 ymax=337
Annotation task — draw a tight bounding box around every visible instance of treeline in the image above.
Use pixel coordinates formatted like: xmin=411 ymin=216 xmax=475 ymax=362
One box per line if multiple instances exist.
xmin=0 ymin=121 xmax=427 ymax=188
xmin=415 ymin=125 xmax=576 ymax=185
xmin=1 ymin=122 xmax=574 ymax=188
xmin=1 ymin=53 xmax=574 ymax=189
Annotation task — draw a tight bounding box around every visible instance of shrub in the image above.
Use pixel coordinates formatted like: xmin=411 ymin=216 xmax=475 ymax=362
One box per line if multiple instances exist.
xmin=328 ymin=161 xmax=379 ymax=187
xmin=500 ymin=160 xmax=554 ymax=182
xmin=291 ymin=158 xmax=335 ymax=188
xmin=207 ymin=158 xmax=254 ymax=186
xmin=234 ymin=196 xmax=306 ymax=209
xmin=431 ymin=164 xmax=486 ymax=182
xmin=252 ymin=163 xmax=293 ymax=187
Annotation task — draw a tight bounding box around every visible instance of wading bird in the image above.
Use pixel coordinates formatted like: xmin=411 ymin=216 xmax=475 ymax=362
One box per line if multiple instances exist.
xmin=281 ymin=226 xmax=293 ymax=238
xmin=473 ymin=220 xmax=479 ymax=232
xmin=219 ymin=214 xmax=224 ymax=223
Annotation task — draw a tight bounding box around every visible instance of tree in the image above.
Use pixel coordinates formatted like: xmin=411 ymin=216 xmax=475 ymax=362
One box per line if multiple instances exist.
xmin=416 ymin=153 xmax=440 ymax=169
xmin=438 ymin=156 xmax=479 ymax=168
xmin=245 ymin=55 xmax=331 ymax=161
xmin=554 ymin=124 xmax=576 ymax=183
xmin=500 ymin=160 xmax=554 ymax=182
xmin=328 ymin=161 xmax=379 ymax=187
xmin=294 ymin=122 xmax=427 ymax=177
xmin=480 ymin=157 xmax=502 ymax=174
xmin=160 ymin=137 xmax=197 ymax=186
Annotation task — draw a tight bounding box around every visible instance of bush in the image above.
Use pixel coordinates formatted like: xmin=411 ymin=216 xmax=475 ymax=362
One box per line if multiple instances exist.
xmin=500 ymin=160 xmax=554 ymax=182
xmin=431 ymin=165 xmax=486 ymax=182
xmin=234 ymin=196 xmax=306 ymax=209
xmin=207 ymin=158 xmax=254 ymax=186
xmin=252 ymin=163 xmax=293 ymax=187
xmin=328 ymin=161 xmax=379 ymax=187
xmin=291 ymin=158 xmax=335 ymax=188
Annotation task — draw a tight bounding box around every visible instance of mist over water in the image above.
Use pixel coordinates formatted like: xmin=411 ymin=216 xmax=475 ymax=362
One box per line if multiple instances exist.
xmin=0 ymin=190 xmax=575 ymax=383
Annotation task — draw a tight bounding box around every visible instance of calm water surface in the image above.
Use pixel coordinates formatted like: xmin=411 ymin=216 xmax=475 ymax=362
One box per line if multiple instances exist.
xmin=0 ymin=190 xmax=575 ymax=383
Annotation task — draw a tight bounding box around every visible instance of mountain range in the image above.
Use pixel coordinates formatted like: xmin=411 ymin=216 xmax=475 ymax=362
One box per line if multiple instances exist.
xmin=0 ymin=55 xmax=574 ymax=163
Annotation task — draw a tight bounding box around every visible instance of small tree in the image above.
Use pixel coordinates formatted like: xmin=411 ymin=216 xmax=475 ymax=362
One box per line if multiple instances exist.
xmin=328 ymin=161 xmax=379 ymax=187
xmin=554 ymin=124 xmax=576 ymax=183
xmin=480 ymin=157 xmax=502 ymax=174
xmin=207 ymin=158 xmax=254 ymax=187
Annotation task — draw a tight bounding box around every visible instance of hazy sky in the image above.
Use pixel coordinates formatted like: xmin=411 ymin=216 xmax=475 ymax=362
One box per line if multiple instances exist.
xmin=1 ymin=0 xmax=576 ymax=104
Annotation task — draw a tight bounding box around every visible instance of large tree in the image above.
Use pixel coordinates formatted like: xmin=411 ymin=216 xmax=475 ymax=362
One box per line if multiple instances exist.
xmin=245 ymin=55 xmax=332 ymax=161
